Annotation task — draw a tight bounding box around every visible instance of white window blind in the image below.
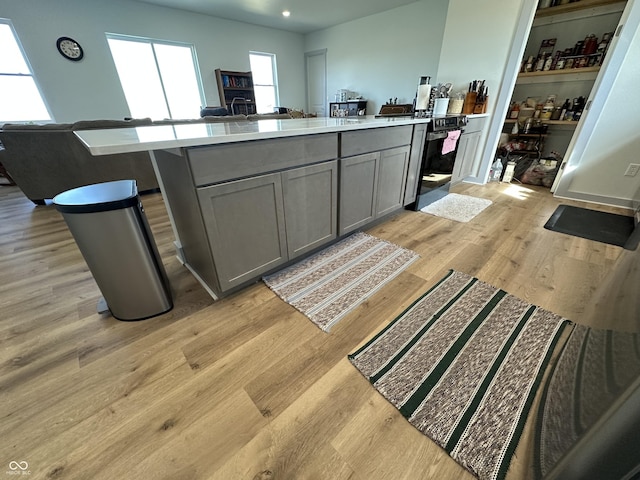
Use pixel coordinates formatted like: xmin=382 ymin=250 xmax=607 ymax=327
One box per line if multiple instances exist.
xmin=107 ymin=34 xmax=205 ymax=120
xmin=0 ymin=20 xmax=52 ymax=123
xmin=249 ymin=52 xmax=279 ymax=114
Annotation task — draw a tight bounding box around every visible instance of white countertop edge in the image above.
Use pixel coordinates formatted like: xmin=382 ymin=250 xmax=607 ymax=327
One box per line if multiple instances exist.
xmin=74 ymin=116 xmax=434 ymax=156
xmin=465 ymin=113 xmax=491 ymax=118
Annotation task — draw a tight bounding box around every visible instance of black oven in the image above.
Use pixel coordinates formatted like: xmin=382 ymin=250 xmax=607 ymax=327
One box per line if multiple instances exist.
xmin=413 ymin=115 xmax=467 ymax=210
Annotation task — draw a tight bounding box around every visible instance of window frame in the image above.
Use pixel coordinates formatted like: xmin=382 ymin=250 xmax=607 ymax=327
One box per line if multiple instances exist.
xmin=249 ymin=51 xmax=280 ymax=114
xmin=0 ymin=18 xmax=53 ymax=123
xmin=106 ymin=32 xmax=206 ymax=120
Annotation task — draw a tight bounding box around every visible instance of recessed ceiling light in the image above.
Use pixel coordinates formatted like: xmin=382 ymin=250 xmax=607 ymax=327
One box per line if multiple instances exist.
xmin=282 ymin=10 xmax=291 ymax=17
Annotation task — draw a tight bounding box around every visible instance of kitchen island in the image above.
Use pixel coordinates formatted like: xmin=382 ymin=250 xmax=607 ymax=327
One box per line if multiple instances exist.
xmin=75 ymin=116 xmax=432 ymax=298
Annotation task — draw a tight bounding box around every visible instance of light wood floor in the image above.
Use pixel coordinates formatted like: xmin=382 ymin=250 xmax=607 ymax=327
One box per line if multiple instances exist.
xmin=1 ymin=181 xmax=637 ymax=480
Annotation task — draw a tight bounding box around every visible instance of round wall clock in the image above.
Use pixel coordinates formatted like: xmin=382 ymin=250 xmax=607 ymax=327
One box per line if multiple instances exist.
xmin=56 ymin=37 xmax=84 ymax=61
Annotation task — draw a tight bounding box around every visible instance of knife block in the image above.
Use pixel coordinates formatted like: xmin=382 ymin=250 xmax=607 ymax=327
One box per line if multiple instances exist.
xmin=462 ymin=92 xmax=477 ymax=114
xmin=474 ymin=96 xmax=488 ymax=114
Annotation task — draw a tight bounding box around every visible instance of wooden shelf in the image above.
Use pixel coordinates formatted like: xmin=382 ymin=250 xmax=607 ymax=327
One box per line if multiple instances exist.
xmin=215 ymin=69 xmax=257 ymax=115
xmin=516 ymin=66 xmax=600 ymax=84
xmin=508 ymin=133 xmax=549 ymax=137
xmin=223 ymin=87 xmax=254 ymax=91
xmin=535 ymin=0 xmax=626 ymax=19
xmin=518 ymin=66 xmax=600 ymax=78
xmin=504 ymin=119 xmax=579 ymax=126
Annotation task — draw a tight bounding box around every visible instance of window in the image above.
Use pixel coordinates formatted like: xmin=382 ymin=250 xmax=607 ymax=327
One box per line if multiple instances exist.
xmin=0 ymin=19 xmax=52 ymax=123
xmin=249 ymin=52 xmax=279 ymax=114
xmin=107 ymin=34 xmax=205 ymax=120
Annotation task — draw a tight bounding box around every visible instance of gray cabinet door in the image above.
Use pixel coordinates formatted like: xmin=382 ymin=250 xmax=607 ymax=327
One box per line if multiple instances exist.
xmin=404 ymin=124 xmax=427 ymax=205
xmin=339 ymin=152 xmax=379 ymax=236
xmin=197 ymin=172 xmax=287 ymax=292
xmin=376 ymin=145 xmax=410 ymax=217
xmin=453 ymin=131 xmax=481 ymax=184
xmin=282 ymin=160 xmax=338 ymax=259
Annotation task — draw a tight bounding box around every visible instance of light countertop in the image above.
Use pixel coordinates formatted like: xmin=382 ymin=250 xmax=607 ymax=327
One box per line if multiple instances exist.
xmin=74 ymin=115 xmax=433 ymax=156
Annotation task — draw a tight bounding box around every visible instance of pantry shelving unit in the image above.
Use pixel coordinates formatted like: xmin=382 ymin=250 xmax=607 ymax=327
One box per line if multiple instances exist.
xmin=500 ymin=0 xmax=627 ymax=182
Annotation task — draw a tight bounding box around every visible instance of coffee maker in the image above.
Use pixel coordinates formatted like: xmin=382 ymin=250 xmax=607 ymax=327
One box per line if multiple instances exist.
xmin=414 ymin=76 xmax=432 ymax=117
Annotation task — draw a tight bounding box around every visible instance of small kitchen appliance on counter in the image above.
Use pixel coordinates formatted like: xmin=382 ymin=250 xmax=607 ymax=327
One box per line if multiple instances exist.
xmin=414 ymin=75 xmax=433 ymax=117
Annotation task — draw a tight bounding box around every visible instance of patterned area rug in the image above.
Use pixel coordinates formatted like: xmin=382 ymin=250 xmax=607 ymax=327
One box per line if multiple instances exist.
xmin=349 ymin=270 xmax=571 ymax=480
xmin=420 ymin=193 xmax=492 ymax=222
xmin=263 ymin=232 xmax=419 ymax=332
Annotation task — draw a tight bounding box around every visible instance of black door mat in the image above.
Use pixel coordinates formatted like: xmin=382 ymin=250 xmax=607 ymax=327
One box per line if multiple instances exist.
xmin=544 ymin=204 xmax=638 ymax=249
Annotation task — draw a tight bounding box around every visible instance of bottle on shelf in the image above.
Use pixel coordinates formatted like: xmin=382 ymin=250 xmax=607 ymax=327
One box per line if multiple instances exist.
xmin=583 ymin=34 xmax=598 ymax=55
xmin=509 ymin=102 xmax=520 ymax=119
xmin=541 ymin=95 xmax=556 ymax=120
xmin=560 ymin=98 xmax=572 ymax=121
xmin=572 ymin=96 xmax=586 ymax=121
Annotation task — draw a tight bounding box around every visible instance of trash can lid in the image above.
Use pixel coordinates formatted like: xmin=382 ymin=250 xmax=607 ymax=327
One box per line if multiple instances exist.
xmin=53 ymin=180 xmax=139 ymax=214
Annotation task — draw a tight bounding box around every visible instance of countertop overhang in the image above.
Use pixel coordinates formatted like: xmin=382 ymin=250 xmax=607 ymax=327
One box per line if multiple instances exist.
xmin=74 ymin=115 xmax=433 ymax=156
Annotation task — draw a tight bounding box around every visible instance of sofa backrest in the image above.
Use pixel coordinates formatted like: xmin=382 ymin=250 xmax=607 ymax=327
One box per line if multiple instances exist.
xmin=0 ymin=119 xmax=158 ymax=202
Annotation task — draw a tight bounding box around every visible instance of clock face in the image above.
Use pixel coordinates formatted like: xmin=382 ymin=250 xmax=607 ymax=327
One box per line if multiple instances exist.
xmin=56 ymin=37 xmax=83 ymax=61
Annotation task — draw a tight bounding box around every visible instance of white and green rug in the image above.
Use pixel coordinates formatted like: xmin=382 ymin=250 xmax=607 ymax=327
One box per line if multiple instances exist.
xmin=263 ymin=232 xmax=419 ymax=332
xmin=420 ymin=193 xmax=492 ymax=222
xmin=349 ymin=270 xmax=571 ymax=480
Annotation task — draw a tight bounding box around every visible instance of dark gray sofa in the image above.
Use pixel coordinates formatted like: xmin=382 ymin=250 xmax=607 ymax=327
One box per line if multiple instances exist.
xmin=0 ymin=118 xmax=158 ymax=205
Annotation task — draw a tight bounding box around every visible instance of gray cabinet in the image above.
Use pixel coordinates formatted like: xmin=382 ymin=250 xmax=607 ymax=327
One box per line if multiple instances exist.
xmin=339 ymin=144 xmax=410 ymax=236
xmin=197 ymin=172 xmax=288 ymax=291
xmin=453 ymin=116 xmax=486 ymax=183
xmin=404 ymin=124 xmax=427 ymax=205
xmin=376 ymin=146 xmax=410 ymax=216
xmin=339 ymin=152 xmax=379 ymax=236
xmin=282 ymin=161 xmax=338 ymax=259
xmin=197 ymin=160 xmax=338 ymax=292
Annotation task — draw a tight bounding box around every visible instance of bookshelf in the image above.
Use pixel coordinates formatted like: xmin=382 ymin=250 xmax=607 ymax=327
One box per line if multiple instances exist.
xmin=215 ymin=69 xmax=257 ymax=115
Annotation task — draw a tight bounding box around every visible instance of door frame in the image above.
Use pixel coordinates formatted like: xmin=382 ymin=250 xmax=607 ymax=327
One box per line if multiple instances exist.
xmin=476 ymin=0 xmax=537 ymax=184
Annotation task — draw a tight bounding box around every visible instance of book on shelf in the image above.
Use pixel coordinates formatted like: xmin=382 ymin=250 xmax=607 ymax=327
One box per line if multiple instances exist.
xmin=221 ymin=74 xmax=252 ymax=89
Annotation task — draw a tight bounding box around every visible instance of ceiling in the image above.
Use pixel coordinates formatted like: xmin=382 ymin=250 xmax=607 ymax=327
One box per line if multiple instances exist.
xmin=134 ymin=0 xmax=421 ymax=34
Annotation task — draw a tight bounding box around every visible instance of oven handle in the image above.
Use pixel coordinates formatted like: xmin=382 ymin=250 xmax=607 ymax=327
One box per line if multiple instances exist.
xmin=426 ymin=129 xmax=465 ymax=141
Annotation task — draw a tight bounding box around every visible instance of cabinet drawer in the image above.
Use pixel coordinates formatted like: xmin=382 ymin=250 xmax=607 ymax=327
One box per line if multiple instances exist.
xmin=464 ymin=117 xmax=487 ymax=134
xmin=187 ymin=133 xmax=338 ymax=186
xmin=340 ymin=125 xmax=413 ymax=157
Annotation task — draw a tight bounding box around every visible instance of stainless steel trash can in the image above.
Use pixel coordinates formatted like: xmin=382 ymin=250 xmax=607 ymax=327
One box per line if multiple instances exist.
xmin=53 ymin=180 xmax=172 ymax=321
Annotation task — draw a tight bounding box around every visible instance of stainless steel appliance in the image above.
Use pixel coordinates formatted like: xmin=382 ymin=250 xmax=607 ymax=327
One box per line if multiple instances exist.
xmin=413 ymin=115 xmax=467 ymax=210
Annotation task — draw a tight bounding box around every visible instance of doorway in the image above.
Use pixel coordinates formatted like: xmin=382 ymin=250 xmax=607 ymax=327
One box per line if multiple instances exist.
xmin=305 ymin=49 xmax=327 ymax=117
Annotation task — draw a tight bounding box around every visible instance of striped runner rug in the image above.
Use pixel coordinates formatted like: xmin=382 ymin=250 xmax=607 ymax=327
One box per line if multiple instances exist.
xmin=263 ymin=232 xmax=419 ymax=332
xmin=349 ymin=270 xmax=572 ymax=480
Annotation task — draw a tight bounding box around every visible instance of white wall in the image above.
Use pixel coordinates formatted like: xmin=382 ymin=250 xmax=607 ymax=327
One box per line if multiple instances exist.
xmin=304 ymin=1 xmax=449 ymax=115
xmin=0 ymin=0 xmax=306 ymax=122
xmin=437 ymin=0 xmax=525 ymax=108
xmin=555 ymin=0 xmax=640 ymax=208
xmin=437 ymin=0 xmax=531 ymax=183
